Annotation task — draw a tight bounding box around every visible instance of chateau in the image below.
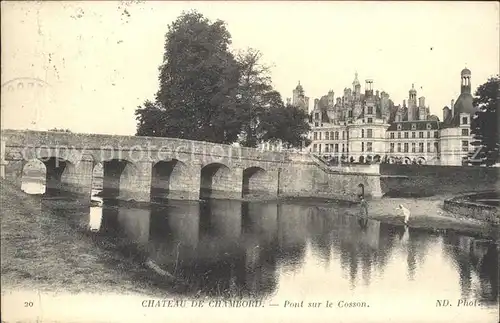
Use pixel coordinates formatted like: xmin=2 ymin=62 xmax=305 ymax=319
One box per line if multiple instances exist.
xmin=300 ymin=68 xmax=477 ymax=166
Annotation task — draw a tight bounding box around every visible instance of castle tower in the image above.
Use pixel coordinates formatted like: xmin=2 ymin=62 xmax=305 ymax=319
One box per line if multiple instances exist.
xmin=461 ymin=67 xmax=471 ymax=94
xmin=408 ymin=84 xmax=418 ymax=121
xmin=292 ymin=81 xmax=304 ymax=106
xmin=418 ymin=96 xmax=427 ymax=120
xmin=353 ymin=72 xmax=361 ymax=98
xmin=327 ymin=90 xmax=335 ymax=107
xmin=365 ymin=79 xmax=374 ymax=97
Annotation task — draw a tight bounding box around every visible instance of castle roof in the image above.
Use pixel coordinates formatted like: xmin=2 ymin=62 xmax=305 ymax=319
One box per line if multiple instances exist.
xmin=461 ymin=67 xmax=471 ymax=76
xmin=387 ymin=120 xmax=440 ymax=131
xmin=442 ymin=92 xmax=476 ymax=127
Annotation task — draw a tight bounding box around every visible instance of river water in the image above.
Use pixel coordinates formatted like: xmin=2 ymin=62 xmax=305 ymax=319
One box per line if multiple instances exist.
xmin=12 ymin=181 xmax=500 ymax=322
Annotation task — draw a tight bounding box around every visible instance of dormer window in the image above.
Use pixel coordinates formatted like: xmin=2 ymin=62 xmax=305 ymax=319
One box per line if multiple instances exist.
xmin=397 ymin=124 xmax=402 ymax=131
xmin=411 ymin=124 xmax=416 ymax=130
xmin=426 ymin=123 xmax=431 ymax=130
xmin=462 ymin=116 xmax=468 ymax=125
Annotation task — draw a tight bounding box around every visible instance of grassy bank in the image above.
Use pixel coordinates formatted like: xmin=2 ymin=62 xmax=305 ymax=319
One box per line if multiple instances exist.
xmin=0 ymin=179 xmax=167 ymax=296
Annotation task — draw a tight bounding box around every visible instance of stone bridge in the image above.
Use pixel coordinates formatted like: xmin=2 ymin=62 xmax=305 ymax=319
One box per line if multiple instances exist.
xmin=0 ymin=130 xmax=382 ymax=202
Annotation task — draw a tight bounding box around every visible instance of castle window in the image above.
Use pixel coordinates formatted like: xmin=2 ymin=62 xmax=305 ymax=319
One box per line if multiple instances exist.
xmin=315 ymin=122 xmax=319 ymax=127
xmin=361 ymin=142 xmax=365 ymax=152
xmin=462 ymin=117 xmax=468 ymax=125
xmin=397 ymin=124 xmax=402 ymax=131
xmin=390 ymin=143 xmax=395 ymax=153
xmin=330 ymin=131 xmax=334 ymax=139
xmin=398 ymin=132 xmax=401 ymax=139
xmin=348 ymin=110 xmax=353 ymax=118
xmin=367 ymin=118 xmax=373 ymax=123
xmin=434 ymin=131 xmax=438 ymax=138
xmin=319 ymin=132 xmax=322 ymax=140
xmin=325 ymin=132 xmax=330 ymax=140
xmin=335 ymin=144 xmax=339 ymax=152
xmin=462 ymin=129 xmax=469 ymax=136
xmin=313 ymin=144 xmax=317 ymax=152
xmin=411 ymin=124 xmax=416 ymax=130
xmin=367 ymin=107 xmax=373 ymax=114
xmin=335 ymin=131 xmax=339 ymax=140
xmin=315 ymin=113 xmax=320 ymax=120
xmin=367 ymin=129 xmax=373 ymax=138
xmin=390 ymin=132 xmax=395 ymax=139
xmin=426 ymin=123 xmax=431 ymax=130
xmin=318 ymin=144 xmax=322 ymax=153
xmin=361 ymin=129 xmax=365 ymax=138
xmin=427 ymin=131 xmax=430 ymax=138
xmin=397 ymin=143 xmax=402 ymax=152
xmin=342 ymin=131 xmax=345 ymax=140
xmin=419 ymin=142 xmax=424 ymax=152
xmin=427 ymin=142 xmax=431 ymax=152
xmin=314 ymin=132 xmax=317 ymax=140
xmin=342 ymin=144 xmax=345 ymax=152
xmin=412 ymin=132 xmax=416 ymax=139
xmin=434 ymin=142 xmax=439 ymax=153
xmin=419 ymin=132 xmax=424 ymax=138
xmin=325 ymin=145 xmax=329 ymax=153
xmin=404 ymin=143 xmax=409 ymax=153
xmin=404 ymin=132 xmax=409 ymax=139
xmin=367 ymin=142 xmax=373 ymax=152
xmin=411 ymin=143 xmax=416 ymax=153
xmin=462 ymin=141 xmax=469 ymax=152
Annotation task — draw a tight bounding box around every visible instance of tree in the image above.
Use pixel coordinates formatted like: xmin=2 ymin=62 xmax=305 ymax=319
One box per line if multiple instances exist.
xmin=135 ymin=11 xmax=242 ymax=144
xmin=49 ymin=128 xmax=71 ymax=133
xmin=469 ymin=75 xmax=499 ymax=166
xmin=235 ymin=48 xmax=273 ymax=147
xmin=258 ymin=99 xmax=312 ymax=149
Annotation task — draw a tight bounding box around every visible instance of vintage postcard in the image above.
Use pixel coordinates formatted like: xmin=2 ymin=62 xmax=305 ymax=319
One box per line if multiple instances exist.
xmin=1 ymin=1 xmax=499 ymax=323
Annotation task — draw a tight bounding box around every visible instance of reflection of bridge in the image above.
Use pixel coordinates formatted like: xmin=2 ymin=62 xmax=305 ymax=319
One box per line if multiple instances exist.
xmin=1 ymin=130 xmax=382 ymax=202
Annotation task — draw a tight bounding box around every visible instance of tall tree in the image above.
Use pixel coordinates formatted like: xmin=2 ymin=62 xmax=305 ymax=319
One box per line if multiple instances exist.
xmin=258 ymin=99 xmax=312 ymax=149
xmin=135 ymin=11 xmax=242 ymax=144
xmin=469 ymin=76 xmax=499 ymax=166
xmin=235 ymin=48 xmax=273 ymax=147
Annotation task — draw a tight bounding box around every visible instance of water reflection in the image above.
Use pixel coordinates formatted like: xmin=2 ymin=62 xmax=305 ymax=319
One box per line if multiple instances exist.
xmin=41 ymin=196 xmax=498 ymax=304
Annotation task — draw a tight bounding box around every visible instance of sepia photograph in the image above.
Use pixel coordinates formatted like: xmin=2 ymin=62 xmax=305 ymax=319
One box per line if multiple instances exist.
xmin=1 ymin=1 xmax=499 ymax=322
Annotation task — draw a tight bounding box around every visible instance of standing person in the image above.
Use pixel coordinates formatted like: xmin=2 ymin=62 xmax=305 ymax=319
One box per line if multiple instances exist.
xmin=358 ymin=194 xmax=369 ymax=229
xmin=359 ymin=194 xmax=368 ymax=217
xmin=396 ymin=204 xmax=411 ymax=225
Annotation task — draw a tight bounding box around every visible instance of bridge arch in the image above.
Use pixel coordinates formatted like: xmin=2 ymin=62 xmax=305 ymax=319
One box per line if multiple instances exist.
xmin=102 ymin=159 xmax=138 ymax=199
xmin=242 ymin=166 xmax=269 ymax=198
xmin=150 ymin=159 xmax=189 ymax=200
xmin=200 ymin=162 xmax=232 ymax=199
xmin=21 ymin=159 xmax=47 ymax=195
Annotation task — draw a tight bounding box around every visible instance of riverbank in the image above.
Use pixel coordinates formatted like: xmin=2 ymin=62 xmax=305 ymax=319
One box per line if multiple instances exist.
xmin=341 ymin=196 xmax=499 ymax=240
xmin=0 ymin=179 xmax=167 ymax=297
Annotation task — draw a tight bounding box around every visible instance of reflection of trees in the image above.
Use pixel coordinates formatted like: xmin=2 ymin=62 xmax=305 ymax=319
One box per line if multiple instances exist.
xmin=443 ymin=233 xmax=499 ymax=305
xmin=317 ymin=209 xmax=401 ymax=289
xmin=306 ymin=207 xmax=334 ymax=263
xmin=276 ymin=204 xmax=308 ymax=273
xmin=403 ymin=229 xmax=435 ymax=281
xmin=144 ymin=200 xmax=280 ymax=298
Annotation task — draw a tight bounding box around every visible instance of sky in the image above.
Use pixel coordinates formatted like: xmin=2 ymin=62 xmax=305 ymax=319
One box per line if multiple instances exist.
xmin=1 ymin=1 xmax=499 ymax=135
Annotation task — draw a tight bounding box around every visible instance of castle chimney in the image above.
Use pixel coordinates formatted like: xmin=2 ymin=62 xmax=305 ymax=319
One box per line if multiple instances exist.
xmin=419 ymin=96 xmax=425 ymax=108
xmin=443 ymin=107 xmax=450 ymax=121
